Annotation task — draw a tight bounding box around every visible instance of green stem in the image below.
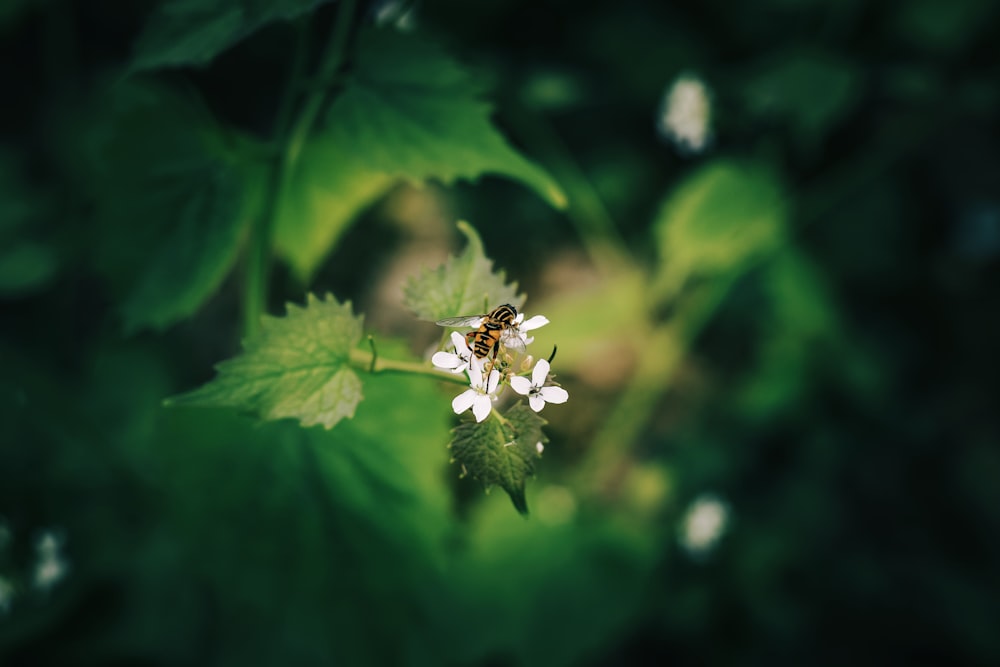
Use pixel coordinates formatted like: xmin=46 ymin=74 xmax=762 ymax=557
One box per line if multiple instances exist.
xmin=575 ymin=274 xmax=740 ymax=495
xmin=242 ymin=0 xmax=358 ymax=337
xmin=284 ymin=0 xmax=357 ymax=172
xmin=348 ymin=348 xmax=470 ymax=386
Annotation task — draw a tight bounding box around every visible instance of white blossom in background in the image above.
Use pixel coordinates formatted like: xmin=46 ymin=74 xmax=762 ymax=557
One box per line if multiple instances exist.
xmin=679 ymin=494 xmax=730 ymax=556
xmin=33 ymin=530 xmax=69 ymax=593
xmin=658 ymin=73 xmax=713 ymax=155
xmin=510 ymin=359 xmax=569 ymax=412
xmin=373 ymin=0 xmax=417 ymax=31
xmin=432 ymin=331 xmax=474 ymax=374
xmin=452 ymin=358 xmax=501 ymax=422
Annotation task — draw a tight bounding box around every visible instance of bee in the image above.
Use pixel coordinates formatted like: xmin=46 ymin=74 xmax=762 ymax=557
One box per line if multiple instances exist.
xmin=436 ymin=303 xmax=523 ymax=360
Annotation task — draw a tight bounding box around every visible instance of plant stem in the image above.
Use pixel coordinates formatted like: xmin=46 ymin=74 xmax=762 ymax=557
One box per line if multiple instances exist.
xmin=348 ymin=348 xmax=470 ymax=386
xmin=574 ymin=274 xmax=740 ymax=495
xmin=242 ymin=0 xmax=358 ymax=338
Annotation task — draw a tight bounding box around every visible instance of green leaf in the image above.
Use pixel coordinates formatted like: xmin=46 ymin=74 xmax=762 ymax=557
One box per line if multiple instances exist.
xmin=0 ymin=241 xmax=58 ymax=295
xmin=340 ymin=29 xmax=565 ymax=208
xmin=151 ymin=367 xmax=455 ymax=664
xmin=0 ymin=150 xmax=58 ymax=295
xmin=273 ymin=143 xmax=394 ymax=284
xmin=167 ymin=293 xmax=364 ymax=429
xmin=742 ymin=51 xmax=859 ymax=150
xmin=450 ymin=403 xmax=547 ymax=515
xmin=273 ymin=29 xmax=566 ymax=281
xmin=403 ymin=221 xmax=523 ymax=322
xmin=131 ymin=0 xmax=332 ymax=71
xmin=652 ymin=159 xmax=788 ymax=302
xmin=89 ymin=84 xmax=262 ymax=332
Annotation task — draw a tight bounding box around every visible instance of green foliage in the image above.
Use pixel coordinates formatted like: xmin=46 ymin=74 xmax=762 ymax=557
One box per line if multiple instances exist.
xmin=742 ymin=51 xmax=859 ymax=150
xmin=5 ymin=0 xmax=999 ymax=664
xmin=273 ymin=145 xmax=394 ymax=284
xmin=404 ymin=220 xmax=523 ymax=321
xmin=0 ymin=153 xmax=57 ymax=295
xmin=652 ymin=158 xmax=788 ymax=301
xmin=450 ymin=404 xmax=546 ymax=515
xmin=168 ymin=293 xmax=364 ymax=429
xmin=88 ymin=84 xmax=263 ymax=332
xmin=449 ymin=504 xmax=660 ymax=667
xmin=131 ymin=0 xmax=332 ymax=71
xmin=140 ymin=360 xmax=454 ymax=664
xmin=274 ymin=29 xmax=566 ymax=281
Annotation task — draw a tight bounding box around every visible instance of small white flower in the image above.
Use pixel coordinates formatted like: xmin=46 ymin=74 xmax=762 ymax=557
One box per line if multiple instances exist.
xmin=658 ymin=73 xmax=713 ymax=155
xmin=510 ymin=359 xmax=568 ymax=412
xmin=679 ymin=494 xmax=729 ymax=556
xmin=33 ymin=530 xmax=69 ymax=593
xmin=536 ymin=441 xmax=545 ymax=455
xmin=452 ymin=358 xmax=502 ymax=422
xmin=513 ymin=312 xmax=549 ymax=346
xmin=432 ymin=331 xmax=474 ymax=374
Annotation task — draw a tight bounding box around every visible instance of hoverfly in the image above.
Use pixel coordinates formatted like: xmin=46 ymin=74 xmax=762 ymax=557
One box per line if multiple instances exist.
xmin=436 ymin=303 xmax=523 ymax=360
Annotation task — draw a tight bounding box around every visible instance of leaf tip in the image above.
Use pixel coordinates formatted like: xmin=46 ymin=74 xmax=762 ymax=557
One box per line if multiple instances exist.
xmin=509 ymin=487 xmax=530 ymax=516
xmin=455 ymin=220 xmax=484 ymax=250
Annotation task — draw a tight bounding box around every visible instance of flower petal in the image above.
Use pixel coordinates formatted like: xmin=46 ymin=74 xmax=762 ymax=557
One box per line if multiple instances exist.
xmin=519 ymin=315 xmax=549 ymax=332
xmin=452 ymin=389 xmax=476 ymax=415
xmin=467 ymin=357 xmax=486 ymax=388
xmin=532 ymin=359 xmax=551 ymax=386
xmin=485 ymin=369 xmax=501 ymax=394
xmin=450 ymin=331 xmax=470 ymax=353
xmin=528 ymin=395 xmax=546 ymax=412
xmin=509 ymin=376 xmax=532 ymax=395
xmin=431 ymin=351 xmax=460 ymax=370
xmin=472 ymin=395 xmax=492 ymax=422
xmin=539 ymin=385 xmax=569 ymax=404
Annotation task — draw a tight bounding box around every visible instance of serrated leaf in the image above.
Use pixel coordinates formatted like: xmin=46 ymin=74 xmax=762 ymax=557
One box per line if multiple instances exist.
xmin=450 ymin=403 xmax=547 ymax=515
xmin=340 ymin=29 xmax=564 ymax=208
xmin=131 ymin=0 xmax=332 ymax=71
xmin=652 ymin=159 xmax=787 ymax=302
xmin=403 ymin=221 xmax=523 ymax=322
xmin=273 ymin=29 xmax=565 ymax=281
xmin=89 ymin=84 xmax=262 ymax=332
xmin=167 ymin=293 xmax=364 ymax=429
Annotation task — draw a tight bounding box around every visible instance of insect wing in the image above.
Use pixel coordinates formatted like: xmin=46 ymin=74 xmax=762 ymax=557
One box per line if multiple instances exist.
xmin=435 ymin=314 xmax=485 ymax=328
xmin=499 ymin=328 xmax=526 ymax=352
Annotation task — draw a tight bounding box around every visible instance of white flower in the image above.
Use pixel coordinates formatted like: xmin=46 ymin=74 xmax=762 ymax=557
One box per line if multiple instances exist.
xmin=679 ymin=494 xmax=729 ymax=556
xmin=33 ymin=530 xmax=69 ymax=593
xmin=513 ymin=312 xmax=549 ymax=347
xmin=658 ymin=74 xmax=713 ymax=155
xmin=452 ymin=358 xmax=502 ymax=422
xmin=432 ymin=331 xmax=474 ymax=374
xmin=510 ymin=359 xmax=568 ymax=412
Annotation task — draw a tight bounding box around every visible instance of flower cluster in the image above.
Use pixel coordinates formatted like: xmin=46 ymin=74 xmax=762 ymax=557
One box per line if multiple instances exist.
xmin=657 ymin=73 xmax=713 ymax=155
xmin=433 ymin=310 xmax=568 ymax=422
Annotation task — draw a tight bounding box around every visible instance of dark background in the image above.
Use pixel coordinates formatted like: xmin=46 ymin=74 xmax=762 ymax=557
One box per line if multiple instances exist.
xmin=2 ymin=0 xmax=1000 ymax=665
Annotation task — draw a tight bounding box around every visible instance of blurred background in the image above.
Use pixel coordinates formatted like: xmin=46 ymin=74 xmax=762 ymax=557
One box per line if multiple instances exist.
xmin=2 ymin=0 xmax=1000 ymax=665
